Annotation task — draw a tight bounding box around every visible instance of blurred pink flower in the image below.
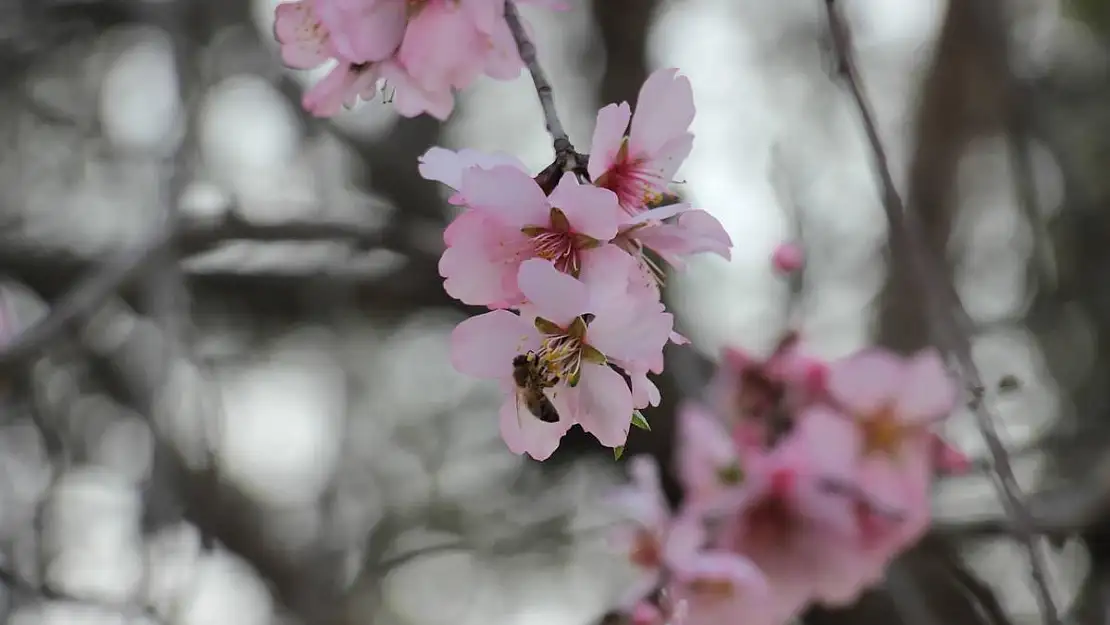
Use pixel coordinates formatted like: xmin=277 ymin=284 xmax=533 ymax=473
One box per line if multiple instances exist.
xmin=610 ymin=456 xmax=703 ymax=607
xmin=667 ymin=552 xmax=773 ymax=625
xmin=701 ymin=427 xmax=865 ymax=622
xmin=439 ymin=166 xmax=627 ymax=308
xmin=589 ymin=68 xmax=695 ymax=215
xmin=274 ymin=1 xmax=338 ymax=69
xmin=311 ymin=0 xmax=407 ymax=64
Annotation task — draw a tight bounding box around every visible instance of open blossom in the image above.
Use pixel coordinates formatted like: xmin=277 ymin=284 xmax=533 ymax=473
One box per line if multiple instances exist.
xmin=274 ymin=0 xmax=563 ymax=119
xmin=439 ymin=166 xmax=629 ymax=309
xmin=450 ymin=260 xmax=672 ymax=456
xmin=806 ymin=348 xmax=958 ymax=558
xmin=589 ymin=68 xmax=695 ymax=214
xmin=700 ymin=426 xmax=869 ymax=622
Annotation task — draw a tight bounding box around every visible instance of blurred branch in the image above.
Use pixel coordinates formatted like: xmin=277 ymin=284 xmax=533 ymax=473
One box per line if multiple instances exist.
xmin=821 ymin=2 xmax=1061 ymax=624
xmin=0 ymin=213 xmax=398 ymax=374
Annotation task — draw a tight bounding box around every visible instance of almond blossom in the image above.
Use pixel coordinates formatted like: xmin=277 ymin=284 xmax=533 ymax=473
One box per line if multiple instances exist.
xmin=589 ymin=68 xmax=696 ymax=215
xmin=700 ymin=426 xmax=868 ymax=622
xmin=439 ymin=166 xmax=629 ymax=309
xmin=450 ymin=260 xmax=672 ymax=455
xmin=273 ymin=0 xmax=561 ymax=119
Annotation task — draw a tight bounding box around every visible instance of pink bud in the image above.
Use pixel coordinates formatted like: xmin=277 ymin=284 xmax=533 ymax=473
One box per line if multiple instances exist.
xmin=771 ymin=242 xmax=805 ymax=275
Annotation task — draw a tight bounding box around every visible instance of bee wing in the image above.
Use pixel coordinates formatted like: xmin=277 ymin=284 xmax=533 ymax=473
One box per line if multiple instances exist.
xmin=513 ymin=387 xmax=529 ymax=428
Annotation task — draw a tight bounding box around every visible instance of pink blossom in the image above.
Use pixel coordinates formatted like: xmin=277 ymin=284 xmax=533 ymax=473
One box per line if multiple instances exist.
xmin=701 ymin=428 xmax=868 ymax=620
xmin=609 ymin=456 xmax=703 ymax=607
xmin=418 ymin=147 xmax=529 ymax=207
xmin=439 ymin=166 xmax=627 ymax=308
xmin=451 ymin=261 xmax=671 ymax=451
xmin=771 ymin=241 xmax=805 ymax=275
xmin=378 ymin=59 xmax=455 ymax=120
xmin=589 ymin=68 xmax=695 ymax=215
xmin=795 ymin=347 xmax=959 ymax=576
xmin=674 ymin=401 xmax=742 ymax=507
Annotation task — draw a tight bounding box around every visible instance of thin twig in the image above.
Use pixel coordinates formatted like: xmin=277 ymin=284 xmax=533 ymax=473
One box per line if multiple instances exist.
xmin=503 ymin=0 xmax=574 ymax=156
xmin=821 ymin=2 xmax=1061 ymax=624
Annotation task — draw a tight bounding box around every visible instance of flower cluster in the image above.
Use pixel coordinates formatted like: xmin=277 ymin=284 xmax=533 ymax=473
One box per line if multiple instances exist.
xmin=429 ymin=68 xmax=732 ymax=460
xmin=273 ymin=0 xmax=563 ymax=119
xmin=609 ymin=321 xmax=970 ymax=625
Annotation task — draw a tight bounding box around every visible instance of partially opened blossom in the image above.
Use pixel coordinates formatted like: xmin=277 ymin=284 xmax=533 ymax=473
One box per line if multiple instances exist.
xmin=674 ymin=401 xmax=742 ymax=506
xmin=589 ymin=68 xmax=696 ymax=214
xmin=439 ymin=167 xmax=628 ymax=308
xmin=609 ymin=456 xmax=703 ymax=607
xmin=451 ymin=260 xmax=672 ymax=451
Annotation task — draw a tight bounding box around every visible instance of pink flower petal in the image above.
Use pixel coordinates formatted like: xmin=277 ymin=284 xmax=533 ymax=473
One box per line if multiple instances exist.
xmin=547 ymin=176 xmax=624 ymax=241
xmin=587 ymin=102 xmax=632 ymax=181
xmin=895 ymin=347 xmax=957 ymax=423
xmin=826 ymin=348 xmax=905 ymax=414
xmin=498 ymin=389 xmax=572 ymax=460
xmin=378 ymin=60 xmax=455 ymax=120
xmin=314 ymin=0 xmax=407 ymax=63
xmin=450 ymin=310 xmax=538 ymax=378
xmin=628 ymin=68 xmax=695 ymax=160
xmin=567 ymin=362 xmax=634 ymax=448
xmin=587 ymin=299 xmax=673 ymax=366
xmin=460 ymin=165 xmax=550 ymax=228
xmin=274 ymin=1 xmax=333 ymax=69
xmin=517 ymin=259 xmax=589 ymax=326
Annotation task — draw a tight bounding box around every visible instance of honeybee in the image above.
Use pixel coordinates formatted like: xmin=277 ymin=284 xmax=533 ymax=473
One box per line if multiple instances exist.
xmin=511 ymin=352 xmax=560 ymax=423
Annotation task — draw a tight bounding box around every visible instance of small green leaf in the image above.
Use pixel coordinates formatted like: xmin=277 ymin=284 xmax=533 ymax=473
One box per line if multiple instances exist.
xmin=581 ymin=344 xmax=607 ymax=365
xmin=573 ymin=233 xmax=602 ymax=249
xmin=613 ymin=446 xmax=625 ymax=460
xmin=549 ymin=207 xmax=571 ymax=232
xmin=631 ymin=410 xmax=651 ymax=431
xmin=534 ymin=317 xmax=562 ymax=335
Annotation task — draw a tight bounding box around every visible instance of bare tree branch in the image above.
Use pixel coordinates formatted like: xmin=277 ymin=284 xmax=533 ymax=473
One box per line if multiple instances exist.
xmin=821 ymin=2 xmax=1061 ymax=623
xmin=504 ymin=0 xmax=574 ymax=157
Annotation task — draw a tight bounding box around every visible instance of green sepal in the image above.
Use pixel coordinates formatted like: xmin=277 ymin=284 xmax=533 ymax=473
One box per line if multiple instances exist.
xmin=631 ymin=410 xmax=651 ymax=431
xmin=521 ymin=226 xmax=547 ymax=237
xmin=549 ymin=207 xmax=570 ymax=232
xmin=613 ymin=446 xmax=625 ymax=460
xmin=581 ymin=344 xmax=607 ymax=365
xmin=568 ymin=316 xmax=589 ymax=340
xmin=534 ymin=317 xmax=562 ymax=336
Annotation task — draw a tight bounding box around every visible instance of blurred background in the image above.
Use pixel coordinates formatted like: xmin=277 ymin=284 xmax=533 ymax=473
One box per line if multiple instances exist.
xmin=0 ymin=0 xmax=1108 ymax=623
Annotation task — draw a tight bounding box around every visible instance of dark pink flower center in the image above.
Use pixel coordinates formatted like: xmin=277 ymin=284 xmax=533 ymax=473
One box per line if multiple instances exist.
xmin=530 ymin=229 xmax=582 ymax=276
xmin=629 ymin=528 xmax=662 ymax=569
xmin=596 ymin=152 xmax=666 ymax=216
